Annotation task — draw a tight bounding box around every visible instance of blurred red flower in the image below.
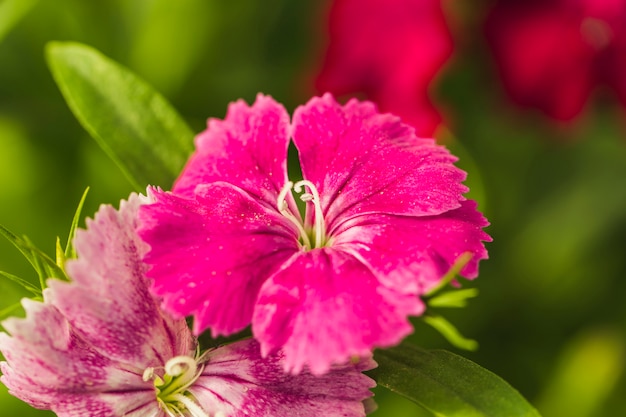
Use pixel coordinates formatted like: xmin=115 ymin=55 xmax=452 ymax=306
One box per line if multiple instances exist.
xmin=485 ymin=0 xmax=626 ymax=121
xmin=314 ymin=0 xmax=453 ymax=136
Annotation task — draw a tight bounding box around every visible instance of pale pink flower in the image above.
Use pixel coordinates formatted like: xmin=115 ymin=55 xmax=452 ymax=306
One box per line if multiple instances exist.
xmin=139 ymin=94 xmax=490 ymax=375
xmin=0 ymin=194 xmax=375 ymax=417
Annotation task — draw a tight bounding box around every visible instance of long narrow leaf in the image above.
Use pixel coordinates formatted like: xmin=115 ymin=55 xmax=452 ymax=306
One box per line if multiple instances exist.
xmin=0 ymin=225 xmax=38 ymax=272
xmin=371 ymin=343 xmax=542 ymax=417
xmin=0 ymin=225 xmax=66 ymax=288
xmin=0 ymin=302 xmax=24 ymax=321
xmin=22 ymin=235 xmax=66 ymax=286
xmin=0 ymin=271 xmax=41 ymax=296
xmin=46 ymin=42 xmax=195 ymax=190
xmin=64 ymin=186 xmax=89 ymax=259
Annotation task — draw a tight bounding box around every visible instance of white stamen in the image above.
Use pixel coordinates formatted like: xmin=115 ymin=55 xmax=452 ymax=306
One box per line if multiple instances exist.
xmin=144 ymin=354 xmax=213 ymax=417
xmin=171 ymin=393 xmax=211 ymax=417
xmin=165 ymin=356 xmax=196 ymax=377
xmin=294 ymin=180 xmax=325 ymax=248
xmin=142 ymin=367 xmax=155 ymax=382
xmin=277 ymin=181 xmax=312 ymax=249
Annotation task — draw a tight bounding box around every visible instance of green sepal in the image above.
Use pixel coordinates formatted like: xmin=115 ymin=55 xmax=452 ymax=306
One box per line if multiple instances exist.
xmin=55 ymin=236 xmax=65 ymax=272
xmin=426 ymin=252 xmax=472 ymax=297
xmin=428 ymin=288 xmax=479 ymax=309
xmin=421 ymin=314 xmax=479 ymax=351
xmin=370 ymin=342 xmax=542 ymax=417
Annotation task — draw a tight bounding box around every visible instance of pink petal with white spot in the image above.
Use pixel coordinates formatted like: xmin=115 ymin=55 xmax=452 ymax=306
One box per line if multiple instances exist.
xmin=292 ymin=94 xmax=467 ymax=231
xmin=173 ymin=94 xmax=295 ymax=211
xmin=139 ymin=184 xmax=299 ymax=336
xmin=334 ymin=200 xmax=491 ymax=294
xmin=252 ymin=249 xmax=418 ymax=375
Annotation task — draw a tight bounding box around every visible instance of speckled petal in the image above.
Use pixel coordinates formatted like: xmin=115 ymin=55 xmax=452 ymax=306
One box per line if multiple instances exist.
xmin=173 ymin=94 xmax=293 ymax=210
xmin=292 ymin=94 xmax=467 ymax=231
xmin=0 ymin=299 xmax=159 ymax=416
xmin=252 ymin=249 xmax=418 ymax=375
xmin=46 ymin=193 xmax=193 ymax=368
xmin=334 ymin=200 xmax=491 ymax=294
xmin=189 ymin=338 xmax=376 ymax=417
xmin=139 ymin=184 xmax=299 ymax=336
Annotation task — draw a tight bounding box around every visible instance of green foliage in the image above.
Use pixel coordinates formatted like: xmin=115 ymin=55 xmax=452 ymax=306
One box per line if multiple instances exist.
xmin=1 ymin=2 xmax=626 ymax=416
xmin=45 ymin=41 xmax=195 ymax=191
xmin=421 ymin=314 xmax=479 ymax=352
xmin=428 ymin=288 xmax=479 ymax=309
xmin=371 ymin=342 xmax=542 ymax=417
xmin=0 ymin=271 xmax=41 ymax=297
xmin=60 ymin=186 xmax=89 ymax=263
xmin=0 ymin=0 xmax=38 ymax=43
xmin=0 ymin=225 xmax=66 ymax=289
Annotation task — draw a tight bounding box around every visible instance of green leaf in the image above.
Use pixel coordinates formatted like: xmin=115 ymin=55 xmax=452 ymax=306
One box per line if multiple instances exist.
xmin=0 ymin=0 xmax=38 ymax=43
xmin=371 ymin=343 xmax=542 ymax=417
xmin=45 ymin=42 xmax=195 ymax=190
xmin=0 ymin=271 xmax=41 ymax=296
xmin=64 ymin=186 xmax=89 ymax=260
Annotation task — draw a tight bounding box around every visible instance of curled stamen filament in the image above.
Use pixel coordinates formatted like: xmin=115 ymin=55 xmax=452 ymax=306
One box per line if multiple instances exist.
xmin=277 ymin=181 xmax=312 ymax=249
xmin=159 ymin=356 xmax=201 ymax=398
xmin=293 ymin=180 xmax=325 ymax=248
xmin=144 ymin=355 xmax=212 ymax=417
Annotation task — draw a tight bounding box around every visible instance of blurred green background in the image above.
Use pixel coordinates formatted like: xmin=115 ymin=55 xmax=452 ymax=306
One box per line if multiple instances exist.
xmin=1 ymin=1 xmax=625 ymax=416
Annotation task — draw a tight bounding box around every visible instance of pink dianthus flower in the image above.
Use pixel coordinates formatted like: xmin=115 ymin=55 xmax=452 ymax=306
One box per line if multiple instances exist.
xmin=485 ymin=0 xmax=626 ymax=121
xmin=314 ymin=0 xmax=454 ymax=136
xmin=0 ymin=194 xmax=375 ymax=417
xmin=138 ymin=93 xmax=490 ymax=375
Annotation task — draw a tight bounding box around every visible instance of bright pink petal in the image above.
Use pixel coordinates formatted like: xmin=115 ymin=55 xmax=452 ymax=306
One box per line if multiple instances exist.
xmin=315 ymin=0 xmax=452 ymax=135
xmin=293 ymin=94 xmax=467 ymax=231
xmin=46 ymin=194 xmax=193 ymax=368
xmin=173 ymin=94 xmax=294 ymax=210
xmin=138 ymin=185 xmax=299 ymax=336
xmin=190 ymin=338 xmax=375 ymax=417
xmin=334 ymin=200 xmax=491 ymax=295
xmin=252 ymin=249 xmax=418 ymax=375
xmin=0 ymin=299 xmax=159 ymax=416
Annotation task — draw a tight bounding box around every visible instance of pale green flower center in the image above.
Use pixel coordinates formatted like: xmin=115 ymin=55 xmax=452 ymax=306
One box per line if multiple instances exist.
xmin=142 ymin=354 xmax=223 ymax=417
xmin=277 ymin=180 xmax=328 ymax=250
